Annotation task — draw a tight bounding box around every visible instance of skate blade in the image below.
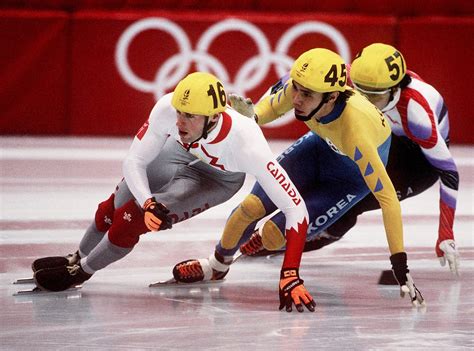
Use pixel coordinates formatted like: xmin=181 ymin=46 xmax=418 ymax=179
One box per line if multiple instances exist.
xmin=232 ymin=252 xmax=243 ymax=263
xmin=13 ymin=277 xmax=35 ymax=284
xmin=13 ymin=285 xmax=82 ymax=296
xmin=149 ymin=278 xmax=225 ymax=288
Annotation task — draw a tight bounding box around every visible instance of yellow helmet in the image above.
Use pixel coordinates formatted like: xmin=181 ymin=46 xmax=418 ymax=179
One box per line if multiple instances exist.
xmin=172 ymin=72 xmax=227 ymax=116
xmin=290 ymin=48 xmax=347 ymax=93
xmin=351 ymin=43 xmax=406 ymax=91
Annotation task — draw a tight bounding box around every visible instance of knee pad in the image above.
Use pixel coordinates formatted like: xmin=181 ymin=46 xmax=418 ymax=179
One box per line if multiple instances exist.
xmin=107 ymin=199 xmax=149 ymax=248
xmin=94 ymin=193 xmax=115 ymax=233
xmin=261 ymin=220 xmax=286 ymax=250
xmin=240 ymin=194 xmax=267 ymax=220
xmin=220 ymin=194 xmax=266 ymax=249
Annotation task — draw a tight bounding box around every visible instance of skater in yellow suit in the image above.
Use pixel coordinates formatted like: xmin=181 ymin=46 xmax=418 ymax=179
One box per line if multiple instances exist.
xmin=173 ymin=48 xmax=425 ymax=311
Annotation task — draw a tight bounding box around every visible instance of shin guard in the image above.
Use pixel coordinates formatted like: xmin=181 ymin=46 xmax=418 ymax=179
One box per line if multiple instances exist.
xmin=220 ymin=194 xmax=266 ymax=249
xmin=261 ymin=220 xmax=286 ymax=251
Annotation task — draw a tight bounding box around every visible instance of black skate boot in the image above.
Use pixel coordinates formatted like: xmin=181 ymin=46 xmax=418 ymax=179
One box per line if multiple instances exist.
xmin=303 ymin=231 xmax=342 ymax=252
xmin=34 ymin=263 xmax=92 ymax=292
xmin=32 ymin=251 xmax=81 ymax=272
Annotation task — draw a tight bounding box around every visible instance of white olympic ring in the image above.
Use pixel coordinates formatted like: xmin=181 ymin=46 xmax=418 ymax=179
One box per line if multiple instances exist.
xmin=115 ymin=17 xmax=351 ymax=127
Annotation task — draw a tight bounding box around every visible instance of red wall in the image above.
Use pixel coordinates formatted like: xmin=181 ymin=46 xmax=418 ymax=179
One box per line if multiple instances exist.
xmin=1 ymin=6 xmax=473 ymax=143
xmin=398 ymin=17 xmax=474 ymax=145
xmin=0 ymin=10 xmax=69 ymax=135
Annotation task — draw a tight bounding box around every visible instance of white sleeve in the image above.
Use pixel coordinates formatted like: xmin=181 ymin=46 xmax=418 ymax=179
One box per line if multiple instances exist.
xmin=233 ymin=125 xmax=309 ymax=267
xmin=234 ymin=126 xmax=308 ymax=268
xmin=122 ymin=97 xmax=173 ymax=207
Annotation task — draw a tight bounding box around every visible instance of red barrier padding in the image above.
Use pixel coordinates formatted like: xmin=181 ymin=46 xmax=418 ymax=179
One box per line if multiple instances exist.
xmin=349 ymin=0 xmax=474 ymax=16
xmin=3 ymin=0 xmax=474 ymax=16
xmin=1 ymin=10 xmax=473 ymax=144
xmin=69 ymin=10 xmax=396 ymax=138
xmin=399 ymin=16 xmax=474 ymax=144
xmin=0 ymin=10 xmax=69 ymax=135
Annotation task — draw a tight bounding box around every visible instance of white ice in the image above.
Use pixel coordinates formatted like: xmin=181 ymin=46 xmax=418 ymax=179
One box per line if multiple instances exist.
xmin=1 ymin=137 xmax=473 ymax=350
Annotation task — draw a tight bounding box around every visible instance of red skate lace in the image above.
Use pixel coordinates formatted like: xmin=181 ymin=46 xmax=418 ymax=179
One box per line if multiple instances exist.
xmin=240 ymin=232 xmax=264 ymax=256
xmin=176 ymin=261 xmax=203 ymax=279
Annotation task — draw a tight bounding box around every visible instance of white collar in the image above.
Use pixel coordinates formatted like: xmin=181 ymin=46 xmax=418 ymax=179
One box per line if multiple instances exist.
xmin=381 ymin=88 xmax=401 ymax=113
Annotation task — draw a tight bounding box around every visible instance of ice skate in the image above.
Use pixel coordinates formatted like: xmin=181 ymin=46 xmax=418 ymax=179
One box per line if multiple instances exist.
xmin=13 ymin=251 xmax=81 ymax=290
xmin=13 ymin=262 xmax=87 ymax=295
xmin=149 ymin=277 xmax=226 ymax=287
xmin=34 ymin=263 xmax=92 ymax=292
xmin=13 ymin=285 xmax=83 ymax=296
xmin=31 ymin=251 xmax=80 ymax=272
xmin=163 ymin=258 xmax=229 ymax=285
xmin=150 ymin=252 xmax=243 ymax=287
xmin=13 ymin=277 xmax=35 ymax=285
xmin=239 ymin=231 xmax=284 ymax=257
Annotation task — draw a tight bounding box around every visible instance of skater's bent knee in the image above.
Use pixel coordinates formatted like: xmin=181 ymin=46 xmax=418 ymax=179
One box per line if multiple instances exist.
xmin=219 ymin=195 xmax=266 ymax=249
xmin=240 ymin=194 xmax=266 ymax=220
xmin=95 ymin=193 xmax=115 ymax=232
xmin=107 ymin=199 xmax=148 ymax=248
xmin=261 ymin=220 xmax=286 ymax=250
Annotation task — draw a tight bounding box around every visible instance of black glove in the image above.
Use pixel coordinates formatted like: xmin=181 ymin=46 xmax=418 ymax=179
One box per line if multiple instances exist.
xmin=390 ymin=252 xmax=425 ymax=307
xmin=279 ymin=268 xmax=316 ymax=313
xmin=143 ymin=197 xmax=173 ymax=231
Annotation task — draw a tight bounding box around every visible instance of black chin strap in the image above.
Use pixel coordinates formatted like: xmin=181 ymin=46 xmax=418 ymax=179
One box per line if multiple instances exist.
xmin=388 ymin=88 xmax=396 ymax=104
xmin=186 ymin=116 xmax=217 ymax=151
xmin=295 ymin=93 xmax=330 ymax=122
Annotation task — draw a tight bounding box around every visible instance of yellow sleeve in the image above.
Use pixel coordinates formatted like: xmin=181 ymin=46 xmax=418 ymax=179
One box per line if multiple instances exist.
xmin=351 ymin=140 xmax=404 ymax=254
xmin=254 ymin=81 xmax=294 ymax=125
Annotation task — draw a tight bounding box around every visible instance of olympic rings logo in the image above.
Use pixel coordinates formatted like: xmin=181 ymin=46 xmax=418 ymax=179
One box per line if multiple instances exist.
xmin=115 ymin=17 xmax=351 ymax=127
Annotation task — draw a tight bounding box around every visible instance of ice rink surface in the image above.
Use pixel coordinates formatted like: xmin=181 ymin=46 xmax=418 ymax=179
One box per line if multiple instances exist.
xmin=1 ymin=136 xmax=473 ymax=350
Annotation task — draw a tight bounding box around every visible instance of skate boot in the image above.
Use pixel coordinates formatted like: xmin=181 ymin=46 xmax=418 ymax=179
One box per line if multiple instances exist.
xmin=303 ymin=231 xmax=342 ymax=252
xmin=32 ymin=251 xmax=81 ymax=272
xmin=173 ymin=252 xmax=230 ymax=283
xmin=239 ymin=231 xmax=284 ymax=257
xmin=239 ymin=231 xmax=264 ymax=256
xmin=34 ymin=263 xmax=92 ymax=292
